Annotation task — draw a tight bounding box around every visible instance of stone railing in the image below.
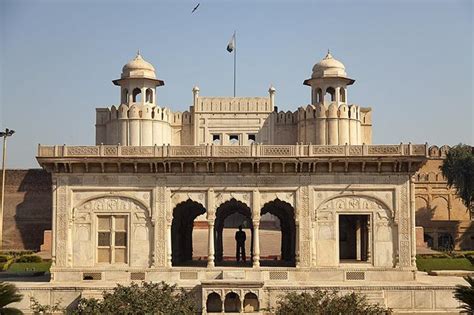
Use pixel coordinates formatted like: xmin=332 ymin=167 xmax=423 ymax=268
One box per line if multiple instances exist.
xmin=37 ymin=143 xmax=427 ymax=158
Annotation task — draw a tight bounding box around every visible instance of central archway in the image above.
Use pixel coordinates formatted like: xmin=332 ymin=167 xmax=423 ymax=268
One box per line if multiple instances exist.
xmin=171 ymin=199 xmax=206 ymax=266
xmin=260 ymin=199 xmax=296 ymax=266
xmin=215 ymin=198 xmax=253 ymax=266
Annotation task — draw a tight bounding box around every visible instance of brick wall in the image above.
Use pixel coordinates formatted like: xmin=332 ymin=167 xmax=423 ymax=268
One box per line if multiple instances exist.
xmin=1 ymin=169 xmax=52 ymax=250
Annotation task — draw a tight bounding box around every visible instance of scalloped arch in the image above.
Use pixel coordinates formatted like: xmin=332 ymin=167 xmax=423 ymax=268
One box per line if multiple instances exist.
xmin=75 ymin=195 xmax=150 ymax=216
xmin=315 ymin=194 xmax=392 ymax=217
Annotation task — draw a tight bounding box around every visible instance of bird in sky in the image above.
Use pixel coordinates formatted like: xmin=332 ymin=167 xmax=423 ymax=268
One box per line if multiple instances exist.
xmin=192 ymin=3 xmax=200 ymax=13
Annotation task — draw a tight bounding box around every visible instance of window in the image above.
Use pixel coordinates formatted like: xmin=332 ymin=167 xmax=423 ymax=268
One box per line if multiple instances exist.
xmin=146 ymin=88 xmax=153 ymax=103
xmin=212 ymin=134 xmax=221 ymax=145
xmin=229 ymin=134 xmax=239 ymax=145
xmin=97 ymin=215 xmax=128 ymax=264
xmin=248 ymin=134 xmax=256 ymax=143
xmin=132 ymin=88 xmax=142 ymax=102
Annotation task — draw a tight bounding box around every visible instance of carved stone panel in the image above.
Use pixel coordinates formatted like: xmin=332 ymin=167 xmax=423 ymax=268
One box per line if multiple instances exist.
xmin=215 ymin=192 xmax=251 ymax=208
xmin=260 ymin=192 xmax=295 ymax=208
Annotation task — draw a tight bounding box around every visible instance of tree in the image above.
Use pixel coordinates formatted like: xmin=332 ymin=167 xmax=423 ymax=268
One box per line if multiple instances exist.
xmin=274 ymin=289 xmax=391 ymax=315
xmin=440 ymin=144 xmax=474 ymax=211
xmin=454 ymin=276 xmax=474 ymax=313
xmin=73 ymin=281 xmax=198 ymax=315
xmin=0 ymin=282 xmax=23 ymax=315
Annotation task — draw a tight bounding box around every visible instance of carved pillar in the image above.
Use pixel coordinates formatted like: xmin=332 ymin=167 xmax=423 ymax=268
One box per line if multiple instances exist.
xmin=240 ymin=292 xmax=244 ymax=313
xmin=166 ymin=223 xmax=172 ymax=267
xmin=51 ymin=178 xmax=57 ymax=268
xmin=356 ymin=217 xmax=361 ymax=261
xmin=165 ymin=188 xmax=173 ymax=267
xmin=252 ymin=190 xmax=260 ymax=268
xmin=295 ymin=222 xmax=300 ymax=267
xmin=253 ymin=221 xmax=260 ymax=267
xmin=207 ymin=222 xmax=215 ymax=268
xmin=410 ymin=179 xmax=417 ymax=267
xmin=367 ymin=217 xmax=372 ymax=263
xmin=311 ymin=221 xmax=317 ymax=266
xmin=207 ymin=189 xmax=216 ymax=268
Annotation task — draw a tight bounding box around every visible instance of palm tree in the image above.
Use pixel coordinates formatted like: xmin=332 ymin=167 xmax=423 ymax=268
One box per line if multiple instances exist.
xmin=0 ymin=282 xmax=23 ymax=315
xmin=454 ymin=276 xmax=474 ymax=313
xmin=440 ymin=144 xmax=474 ymax=212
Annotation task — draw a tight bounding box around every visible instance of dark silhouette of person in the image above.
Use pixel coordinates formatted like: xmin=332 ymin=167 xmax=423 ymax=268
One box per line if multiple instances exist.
xmin=235 ymin=225 xmax=246 ymax=262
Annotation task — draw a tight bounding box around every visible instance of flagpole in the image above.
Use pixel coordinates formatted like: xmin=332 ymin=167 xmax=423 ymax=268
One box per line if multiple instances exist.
xmin=233 ymin=31 xmax=236 ymax=97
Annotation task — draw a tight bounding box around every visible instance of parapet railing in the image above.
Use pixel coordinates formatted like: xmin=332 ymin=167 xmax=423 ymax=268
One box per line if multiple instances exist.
xmin=37 ymin=143 xmax=428 ymax=158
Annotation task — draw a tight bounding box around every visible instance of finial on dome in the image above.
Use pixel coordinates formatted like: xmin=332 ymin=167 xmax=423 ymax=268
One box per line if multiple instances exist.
xmin=325 ymin=49 xmax=333 ymax=59
xmin=137 ymin=49 xmax=141 ymax=56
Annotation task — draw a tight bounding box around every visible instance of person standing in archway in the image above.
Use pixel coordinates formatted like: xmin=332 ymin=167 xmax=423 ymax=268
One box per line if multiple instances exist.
xmin=235 ymin=225 xmax=246 ymax=262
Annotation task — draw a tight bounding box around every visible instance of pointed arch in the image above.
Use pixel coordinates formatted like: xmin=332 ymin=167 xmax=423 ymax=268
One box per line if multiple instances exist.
xmin=171 ymin=199 xmax=206 ymax=265
xmin=260 ymin=199 xmax=296 ymax=265
xmin=214 ymin=198 xmax=253 ymax=264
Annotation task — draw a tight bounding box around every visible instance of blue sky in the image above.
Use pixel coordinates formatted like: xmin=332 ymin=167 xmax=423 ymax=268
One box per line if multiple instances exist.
xmin=0 ymin=0 xmax=472 ymax=168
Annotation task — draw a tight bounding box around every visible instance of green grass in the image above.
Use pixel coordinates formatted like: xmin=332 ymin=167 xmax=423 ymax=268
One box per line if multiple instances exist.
xmin=7 ymin=261 xmax=52 ymax=273
xmin=417 ymin=257 xmax=474 ymax=272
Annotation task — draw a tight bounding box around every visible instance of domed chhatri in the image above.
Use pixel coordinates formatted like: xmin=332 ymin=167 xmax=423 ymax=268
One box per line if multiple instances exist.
xmin=121 ymin=51 xmax=157 ymax=79
xmin=311 ymin=50 xmax=347 ymax=78
xmin=112 ymin=51 xmax=165 ymax=106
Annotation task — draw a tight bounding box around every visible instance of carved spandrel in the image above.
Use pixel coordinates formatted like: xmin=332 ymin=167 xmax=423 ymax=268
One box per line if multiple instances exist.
xmin=170 ymin=192 xmax=206 ymax=209
xmin=215 ymin=192 xmax=251 ymax=207
xmin=260 ymin=192 xmax=295 ymax=208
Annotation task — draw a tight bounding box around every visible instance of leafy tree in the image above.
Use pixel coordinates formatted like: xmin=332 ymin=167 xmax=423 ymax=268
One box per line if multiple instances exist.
xmin=274 ymin=289 xmax=391 ymax=315
xmin=73 ymin=281 xmax=198 ymax=315
xmin=454 ymin=276 xmax=474 ymax=313
xmin=440 ymin=144 xmax=474 ymax=211
xmin=0 ymin=282 xmax=23 ymax=315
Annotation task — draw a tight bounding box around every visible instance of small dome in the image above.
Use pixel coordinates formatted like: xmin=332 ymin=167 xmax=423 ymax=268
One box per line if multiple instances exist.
xmin=311 ymin=51 xmax=347 ymax=78
xmin=121 ymin=52 xmax=156 ymax=79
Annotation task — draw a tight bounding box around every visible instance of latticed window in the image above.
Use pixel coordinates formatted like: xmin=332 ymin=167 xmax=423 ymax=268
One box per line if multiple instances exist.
xmin=97 ymin=215 xmax=128 ymax=264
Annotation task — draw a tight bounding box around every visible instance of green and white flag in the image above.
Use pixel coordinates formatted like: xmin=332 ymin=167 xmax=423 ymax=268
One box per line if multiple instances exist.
xmin=227 ymin=32 xmax=235 ymax=53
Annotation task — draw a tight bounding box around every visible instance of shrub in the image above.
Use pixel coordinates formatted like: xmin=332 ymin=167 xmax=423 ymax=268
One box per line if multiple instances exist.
xmin=16 ymin=255 xmax=42 ymax=263
xmin=274 ymin=289 xmax=392 ymax=315
xmin=0 ymin=282 xmax=23 ymax=314
xmin=0 ymin=255 xmax=11 ymax=263
xmin=72 ymin=281 xmax=198 ymax=314
xmin=30 ymin=296 xmax=63 ymax=314
xmin=454 ymin=276 xmax=474 ymax=313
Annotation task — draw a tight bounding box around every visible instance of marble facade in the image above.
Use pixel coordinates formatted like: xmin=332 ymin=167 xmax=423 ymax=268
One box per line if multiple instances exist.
xmin=21 ymin=52 xmax=464 ymax=314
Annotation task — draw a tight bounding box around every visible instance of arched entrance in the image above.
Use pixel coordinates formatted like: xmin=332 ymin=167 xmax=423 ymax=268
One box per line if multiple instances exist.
xmin=243 ymin=292 xmax=259 ymax=312
xmin=224 ymin=292 xmax=241 ymax=313
xmin=171 ymin=199 xmax=206 ymax=266
xmin=260 ymin=199 xmax=296 ymax=266
xmin=206 ymin=292 xmax=222 ymax=313
xmin=215 ymin=198 xmax=253 ymax=266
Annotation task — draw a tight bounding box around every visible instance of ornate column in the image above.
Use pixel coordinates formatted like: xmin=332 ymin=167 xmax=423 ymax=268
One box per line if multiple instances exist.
xmin=252 ymin=189 xmax=260 ymax=268
xmin=165 ymin=188 xmax=173 ymax=267
xmin=207 ymin=222 xmax=215 ymax=268
xmin=252 ymin=221 xmax=260 ymax=267
xmin=207 ymin=189 xmax=216 ymax=268
xmin=410 ymin=179 xmax=417 ymax=267
xmin=311 ymin=221 xmax=317 ymax=267
xmin=356 ymin=217 xmax=361 ymax=261
xmin=166 ymin=223 xmax=172 ymax=267
xmin=295 ymin=222 xmax=300 ymax=267
xmin=367 ymin=217 xmax=372 ymax=263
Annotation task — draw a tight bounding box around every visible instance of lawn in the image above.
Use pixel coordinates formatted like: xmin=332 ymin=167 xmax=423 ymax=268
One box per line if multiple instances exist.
xmin=417 ymin=256 xmax=474 ymax=272
xmin=7 ymin=261 xmax=52 ymax=273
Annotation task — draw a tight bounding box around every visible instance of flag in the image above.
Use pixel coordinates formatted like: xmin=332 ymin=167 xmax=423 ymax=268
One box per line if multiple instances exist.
xmin=227 ymin=32 xmax=235 ymax=53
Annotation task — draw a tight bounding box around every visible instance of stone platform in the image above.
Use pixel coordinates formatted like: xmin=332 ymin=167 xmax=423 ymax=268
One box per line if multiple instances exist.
xmin=8 ymin=272 xmax=465 ymax=314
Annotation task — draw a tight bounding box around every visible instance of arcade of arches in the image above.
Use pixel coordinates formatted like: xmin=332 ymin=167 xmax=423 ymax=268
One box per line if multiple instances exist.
xmin=171 ymin=198 xmax=296 ymax=267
